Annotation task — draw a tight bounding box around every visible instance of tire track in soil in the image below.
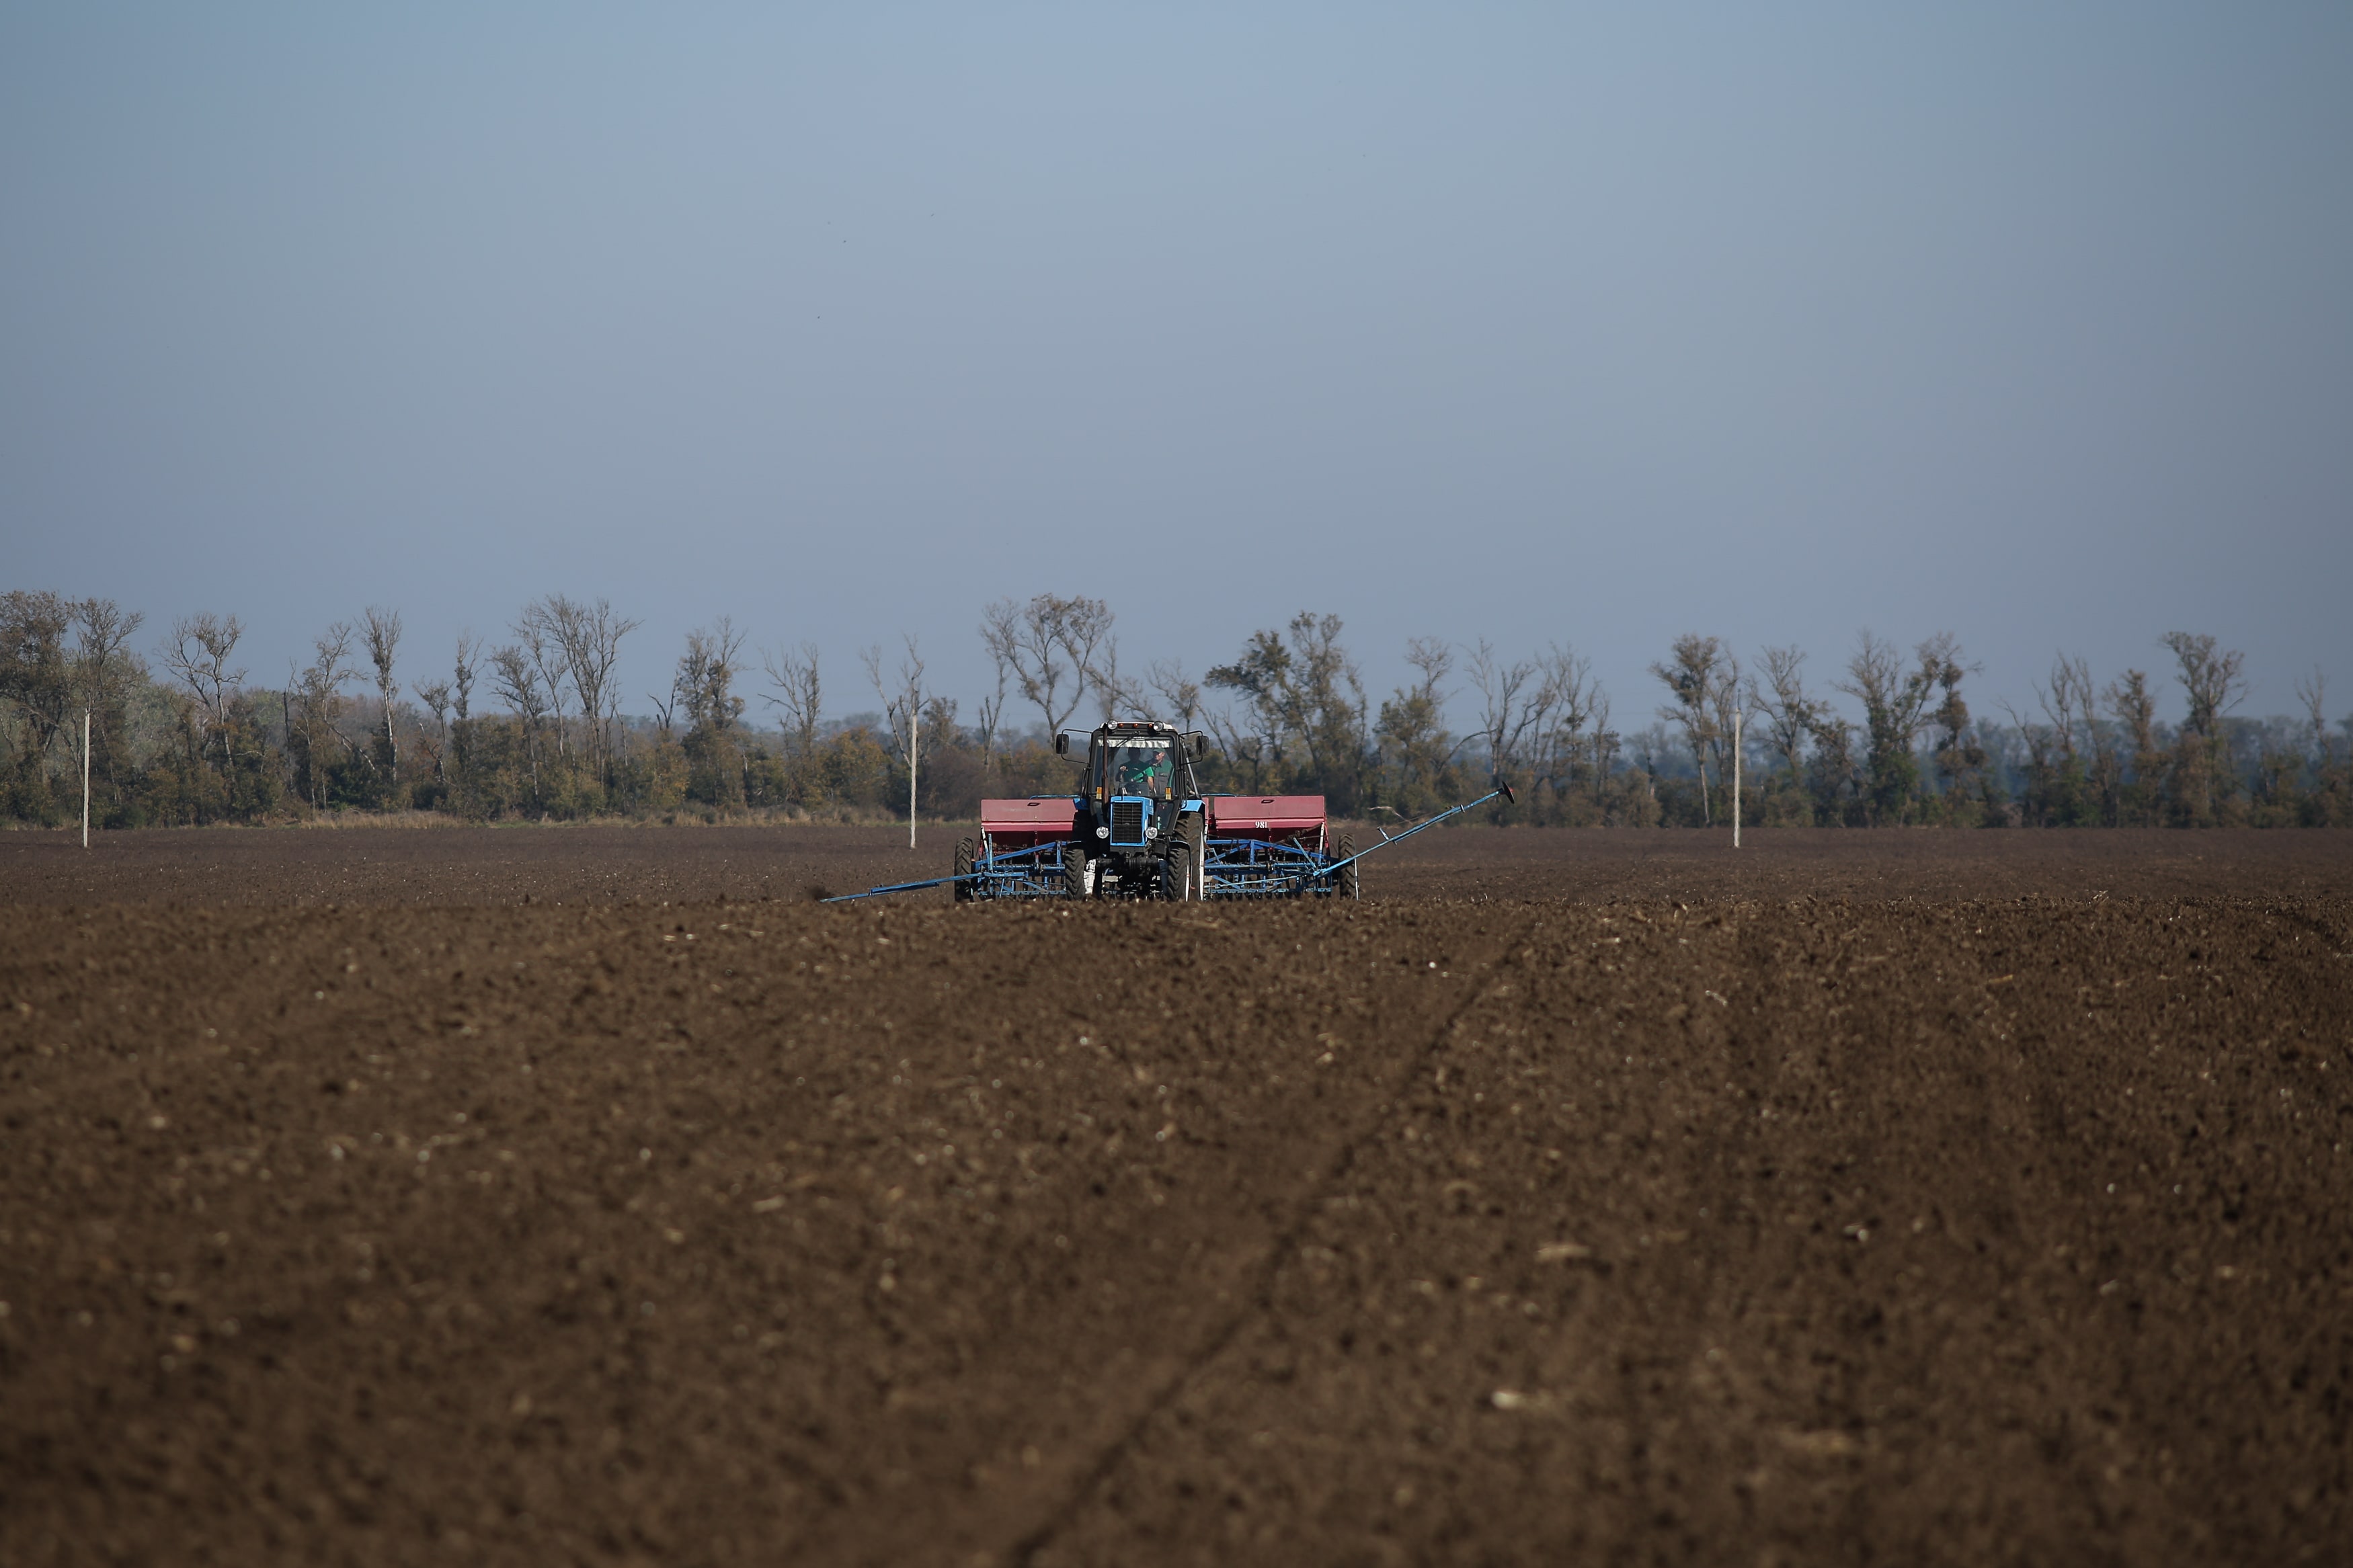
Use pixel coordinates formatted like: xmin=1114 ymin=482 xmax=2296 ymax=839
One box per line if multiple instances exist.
xmin=1002 ymin=914 xmax=1539 ymax=1567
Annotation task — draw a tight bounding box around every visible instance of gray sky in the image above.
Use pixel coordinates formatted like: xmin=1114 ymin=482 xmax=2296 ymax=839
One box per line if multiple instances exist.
xmin=6 ymin=3 xmax=2348 ymax=737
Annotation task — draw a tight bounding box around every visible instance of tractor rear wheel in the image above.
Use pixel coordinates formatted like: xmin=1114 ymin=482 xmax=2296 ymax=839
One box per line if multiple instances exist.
xmin=1333 ymin=835 xmax=1361 ymax=901
xmin=953 ymin=837 xmax=976 ymax=902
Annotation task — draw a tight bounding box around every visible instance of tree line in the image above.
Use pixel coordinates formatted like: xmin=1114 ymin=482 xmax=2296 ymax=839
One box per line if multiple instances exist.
xmin=3 ymin=585 xmax=2346 ymax=829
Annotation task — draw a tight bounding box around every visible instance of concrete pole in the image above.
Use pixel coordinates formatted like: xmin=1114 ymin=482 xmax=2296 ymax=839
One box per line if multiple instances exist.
xmin=900 ymin=697 xmax=917 ymax=850
xmin=1732 ymin=708 xmax=1742 ymax=850
xmin=82 ymin=709 xmax=91 ymax=848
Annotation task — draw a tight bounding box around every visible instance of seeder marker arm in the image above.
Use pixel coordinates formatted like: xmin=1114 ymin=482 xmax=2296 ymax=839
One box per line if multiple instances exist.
xmin=821 ymin=872 xmax=988 ymax=904
xmin=1309 ymin=782 xmax=1515 ymax=882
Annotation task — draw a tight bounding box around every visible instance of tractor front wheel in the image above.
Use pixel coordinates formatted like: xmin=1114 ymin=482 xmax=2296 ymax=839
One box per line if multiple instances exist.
xmin=953 ymin=837 xmax=976 ymax=902
xmin=1063 ymin=845 xmax=1092 ymax=899
xmin=1163 ymin=818 xmax=1204 ymax=901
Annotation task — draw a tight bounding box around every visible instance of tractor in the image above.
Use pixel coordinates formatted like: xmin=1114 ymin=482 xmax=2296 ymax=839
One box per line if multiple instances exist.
xmin=953 ymin=720 xmax=1349 ymax=901
xmin=826 ymin=718 xmax=1512 ymax=904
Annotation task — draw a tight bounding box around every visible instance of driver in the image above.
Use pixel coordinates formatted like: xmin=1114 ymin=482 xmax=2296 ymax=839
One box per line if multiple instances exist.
xmin=1116 ymin=743 xmax=1175 ymax=796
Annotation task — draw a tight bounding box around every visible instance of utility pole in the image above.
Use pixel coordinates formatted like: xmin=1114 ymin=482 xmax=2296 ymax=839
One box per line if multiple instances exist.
xmin=864 ymin=638 xmax=926 ymax=851
xmin=1732 ymin=708 xmax=1743 ymax=850
xmin=82 ymin=709 xmax=91 ymax=849
xmin=889 ymin=696 xmax=918 ymax=850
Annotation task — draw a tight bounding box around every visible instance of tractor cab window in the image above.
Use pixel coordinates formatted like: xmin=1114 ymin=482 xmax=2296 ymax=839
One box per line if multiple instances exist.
xmin=1095 ymin=738 xmax=1183 ymax=800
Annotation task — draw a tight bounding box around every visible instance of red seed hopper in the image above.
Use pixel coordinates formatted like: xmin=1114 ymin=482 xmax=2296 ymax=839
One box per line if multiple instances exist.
xmin=980 ymin=796 xmax=1077 ymax=851
xmin=1207 ymin=794 xmax=1328 ymax=852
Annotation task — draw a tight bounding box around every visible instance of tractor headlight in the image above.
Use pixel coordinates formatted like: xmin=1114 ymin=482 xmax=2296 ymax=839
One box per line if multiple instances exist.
xmin=1095 ymin=825 xmax=1109 ymax=839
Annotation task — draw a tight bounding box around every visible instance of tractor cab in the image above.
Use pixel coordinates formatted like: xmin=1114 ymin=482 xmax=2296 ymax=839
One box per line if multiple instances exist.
xmin=1090 ymin=729 xmax=1195 ymax=805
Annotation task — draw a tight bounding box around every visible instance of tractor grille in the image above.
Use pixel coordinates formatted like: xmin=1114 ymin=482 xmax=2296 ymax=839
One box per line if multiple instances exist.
xmin=1110 ymin=798 xmax=1147 ymax=848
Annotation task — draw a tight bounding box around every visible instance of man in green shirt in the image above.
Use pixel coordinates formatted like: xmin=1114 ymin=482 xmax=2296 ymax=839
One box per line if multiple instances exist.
xmin=1115 ymin=745 xmax=1175 ymax=797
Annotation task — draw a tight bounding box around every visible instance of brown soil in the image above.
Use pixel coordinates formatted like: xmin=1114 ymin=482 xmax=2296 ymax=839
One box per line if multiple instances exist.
xmin=4 ymin=823 xmax=2350 ymax=906
xmin=3 ymin=831 xmax=2349 ymax=1564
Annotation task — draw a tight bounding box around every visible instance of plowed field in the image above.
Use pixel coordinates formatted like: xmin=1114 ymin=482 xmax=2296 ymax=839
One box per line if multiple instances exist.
xmin=3 ymin=829 xmax=2349 ymax=1565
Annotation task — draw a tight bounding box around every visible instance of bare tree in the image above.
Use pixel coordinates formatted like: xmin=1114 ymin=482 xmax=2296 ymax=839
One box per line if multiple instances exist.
xmin=923 ymin=692 xmax=961 ymax=781
xmin=290 ymin=622 xmax=358 ymax=811
xmin=676 ymin=624 xmax=744 ymax=723
xmin=157 ymin=612 xmax=246 ymax=773
xmin=1995 ymin=690 xmax=2053 ymax=820
xmin=2162 ymin=631 xmax=2248 ymax=740
xmin=1206 ymin=613 xmax=1368 ymax=809
xmin=490 ymin=641 xmax=551 ymax=796
xmin=973 ymin=633 xmax=1010 ymax=771
xmin=1090 ymin=634 xmax=1144 ymax=724
xmin=1651 ymin=633 xmax=1727 ymax=824
xmin=2034 ymin=654 xmax=2101 ymax=766
xmin=1708 ymin=647 xmax=1745 ymax=801
xmin=69 ymin=598 xmax=143 ymax=706
xmin=413 ymin=677 xmax=453 ymax=781
xmin=538 ymin=595 xmax=639 ymax=784
xmin=1751 ymin=645 xmax=1821 ymax=785
xmin=761 ymin=641 xmax=824 ymax=756
xmin=1833 ymin=631 xmax=1947 ymax=825
xmin=2295 ymin=666 xmax=2334 ymax=768
xmin=863 ymin=636 xmax=928 ymax=848
xmin=1058 ymin=600 xmax=1116 ymax=709
xmin=2026 ymin=652 xmax=2117 ymax=821
xmin=514 ymin=602 xmax=573 ymax=760
xmin=981 ymin=593 xmax=1113 ymax=738
xmin=2101 ymin=668 xmax=2162 ymax=823
xmin=362 ymin=606 xmax=402 ymax=785
xmin=979 ymin=602 xmax=1026 ymax=733
xmin=1586 ymin=690 xmax=1619 ymax=807
xmin=1466 ymin=641 xmax=1542 ymax=784
xmin=674 ymin=620 xmax=749 ymax=731
xmin=1531 ymin=644 xmax=1597 ymax=794
xmin=1207 ymin=623 xmax=1304 ymax=788
xmin=2160 ymin=630 xmax=2247 ymax=821
xmin=68 ymin=597 xmax=144 ymax=796
xmin=1375 ymin=637 xmax=1456 ymax=813
xmin=1145 ymin=659 xmax=1203 ymax=731
xmin=450 ymin=632 xmax=481 ymax=792
xmin=674 ymin=619 xmax=750 ymax=808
